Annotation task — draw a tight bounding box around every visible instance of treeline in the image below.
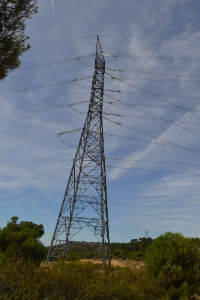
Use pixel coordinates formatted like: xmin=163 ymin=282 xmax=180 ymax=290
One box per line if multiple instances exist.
xmin=63 ymin=237 xmax=153 ymax=261
xmin=1 ymin=232 xmax=200 ymax=299
xmin=110 ymin=237 xmax=153 ymax=260
xmin=1 ymin=217 xmax=200 ymax=299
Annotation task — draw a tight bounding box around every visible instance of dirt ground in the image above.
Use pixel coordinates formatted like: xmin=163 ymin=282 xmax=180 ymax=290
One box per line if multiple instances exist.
xmin=45 ymin=258 xmax=144 ymax=270
xmin=79 ymin=258 xmax=144 ymax=269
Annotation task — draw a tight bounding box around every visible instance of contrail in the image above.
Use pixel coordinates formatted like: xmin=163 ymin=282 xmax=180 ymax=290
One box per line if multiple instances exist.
xmin=51 ymin=0 xmax=56 ymax=33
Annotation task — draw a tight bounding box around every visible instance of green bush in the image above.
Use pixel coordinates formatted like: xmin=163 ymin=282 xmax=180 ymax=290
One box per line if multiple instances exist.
xmin=145 ymin=232 xmax=200 ymax=298
xmin=0 ymin=216 xmax=47 ymax=262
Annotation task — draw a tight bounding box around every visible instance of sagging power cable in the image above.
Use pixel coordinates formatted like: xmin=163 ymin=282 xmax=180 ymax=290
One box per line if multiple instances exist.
xmin=107 ymin=71 xmax=200 ymax=84
xmin=104 ymin=131 xmax=200 ymax=153
xmin=103 ymin=120 xmax=200 ymax=154
xmin=105 ymin=93 xmax=200 ymax=117
xmin=16 ymin=54 xmax=95 ymax=71
xmin=4 ymin=75 xmax=92 ymax=93
xmin=104 ymin=95 xmax=200 ymax=135
xmin=106 ymin=156 xmax=200 ymax=166
xmin=107 ymin=67 xmax=200 ymax=82
xmin=105 ymin=73 xmax=200 ymax=101
xmin=106 ymin=165 xmax=200 ymax=175
xmin=104 ymin=53 xmax=200 ymax=61
xmin=1 ymin=129 xmax=81 ymax=146
xmin=20 ymin=100 xmax=89 ymax=115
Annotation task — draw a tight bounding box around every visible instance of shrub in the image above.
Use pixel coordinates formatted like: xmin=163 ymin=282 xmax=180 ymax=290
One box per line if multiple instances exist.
xmin=145 ymin=232 xmax=200 ymax=298
xmin=0 ymin=257 xmax=153 ymax=300
xmin=0 ymin=217 xmax=47 ymax=263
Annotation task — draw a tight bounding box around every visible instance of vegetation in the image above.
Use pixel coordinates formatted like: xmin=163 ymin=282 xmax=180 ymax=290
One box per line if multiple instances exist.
xmin=1 ymin=218 xmax=200 ymax=299
xmin=0 ymin=257 xmax=156 ymax=300
xmin=110 ymin=237 xmax=153 ymax=260
xmin=0 ymin=216 xmax=46 ymax=262
xmin=63 ymin=237 xmax=153 ymax=261
xmin=145 ymin=232 xmax=200 ymax=299
xmin=0 ymin=0 xmax=38 ymax=79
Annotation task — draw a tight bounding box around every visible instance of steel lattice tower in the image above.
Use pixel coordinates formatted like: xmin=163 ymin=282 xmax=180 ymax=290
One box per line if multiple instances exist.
xmin=46 ymin=36 xmax=111 ymax=269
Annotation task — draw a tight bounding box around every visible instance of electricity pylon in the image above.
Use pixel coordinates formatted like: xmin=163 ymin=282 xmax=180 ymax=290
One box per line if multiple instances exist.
xmin=46 ymin=36 xmax=111 ymax=269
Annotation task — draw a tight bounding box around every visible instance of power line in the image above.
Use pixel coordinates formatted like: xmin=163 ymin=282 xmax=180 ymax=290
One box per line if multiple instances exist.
xmin=1 ymin=128 xmax=81 ymax=146
xmin=106 ymin=69 xmax=200 ymax=84
xmin=104 ymin=95 xmax=200 ymax=136
xmin=107 ymin=67 xmax=200 ymax=81
xmin=48 ymin=122 xmax=200 ymax=155
xmin=105 ymin=74 xmax=200 ymax=106
xmin=104 ymin=53 xmax=200 ymax=61
xmin=107 ymin=165 xmax=200 ymax=175
xmin=103 ymin=129 xmax=200 ymax=154
xmin=105 ymin=88 xmax=121 ymax=93
xmin=15 ymin=54 xmax=94 ymax=71
xmin=105 ymin=94 xmax=200 ymax=122
xmin=112 ymin=109 xmax=200 ymax=126
xmin=23 ymin=164 xmax=200 ymax=177
xmin=104 ymin=116 xmax=200 ymax=150
xmin=104 ymin=103 xmax=200 ymax=126
xmin=19 ymin=100 xmax=89 ymax=115
xmin=105 ymin=93 xmax=200 ymax=117
xmin=106 ymin=156 xmax=200 ymax=166
xmin=105 ymin=94 xmax=200 ymax=124
xmin=6 ymin=155 xmax=200 ymax=169
xmin=3 ymin=75 xmax=92 ymax=93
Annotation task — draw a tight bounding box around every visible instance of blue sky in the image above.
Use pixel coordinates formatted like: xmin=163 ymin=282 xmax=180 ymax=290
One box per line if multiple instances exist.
xmin=1 ymin=0 xmax=200 ymax=244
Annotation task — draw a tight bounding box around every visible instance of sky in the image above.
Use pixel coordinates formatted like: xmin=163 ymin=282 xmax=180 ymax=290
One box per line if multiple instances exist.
xmin=1 ymin=0 xmax=200 ymax=244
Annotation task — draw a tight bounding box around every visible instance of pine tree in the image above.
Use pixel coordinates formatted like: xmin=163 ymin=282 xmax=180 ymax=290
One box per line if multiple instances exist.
xmin=0 ymin=0 xmax=38 ymax=79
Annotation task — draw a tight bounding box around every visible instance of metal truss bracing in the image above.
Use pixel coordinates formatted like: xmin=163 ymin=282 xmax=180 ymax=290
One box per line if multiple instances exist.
xmin=46 ymin=36 xmax=111 ymax=269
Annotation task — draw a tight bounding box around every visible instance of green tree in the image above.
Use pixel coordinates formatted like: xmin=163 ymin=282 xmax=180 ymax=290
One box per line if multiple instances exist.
xmin=0 ymin=216 xmax=46 ymax=262
xmin=0 ymin=0 xmax=38 ymax=79
xmin=145 ymin=232 xmax=200 ymax=298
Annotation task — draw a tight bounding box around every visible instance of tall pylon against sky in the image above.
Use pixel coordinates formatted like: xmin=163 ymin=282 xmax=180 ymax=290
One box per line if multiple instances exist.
xmin=46 ymin=36 xmax=111 ymax=269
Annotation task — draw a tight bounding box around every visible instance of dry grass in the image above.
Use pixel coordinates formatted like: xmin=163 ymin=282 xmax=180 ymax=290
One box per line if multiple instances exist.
xmin=79 ymin=258 xmax=144 ymax=269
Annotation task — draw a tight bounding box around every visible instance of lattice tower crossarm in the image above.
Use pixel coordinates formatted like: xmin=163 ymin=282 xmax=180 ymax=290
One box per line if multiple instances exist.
xmin=46 ymin=36 xmax=111 ymax=269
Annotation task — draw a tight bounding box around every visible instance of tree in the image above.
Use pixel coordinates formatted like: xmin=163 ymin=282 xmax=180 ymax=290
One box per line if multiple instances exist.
xmin=0 ymin=216 xmax=46 ymax=262
xmin=145 ymin=232 xmax=200 ymax=298
xmin=0 ymin=0 xmax=38 ymax=79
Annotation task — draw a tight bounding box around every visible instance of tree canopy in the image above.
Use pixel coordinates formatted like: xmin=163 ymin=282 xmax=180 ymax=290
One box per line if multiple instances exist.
xmin=0 ymin=216 xmax=46 ymax=262
xmin=0 ymin=0 xmax=38 ymax=79
xmin=145 ymin=232 xmax=200 ymax=297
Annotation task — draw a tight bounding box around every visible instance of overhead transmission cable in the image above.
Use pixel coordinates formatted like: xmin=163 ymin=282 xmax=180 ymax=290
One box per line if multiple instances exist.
xmin=19 ymin=100 xmax=89 ymax=115
xmin=106 ymin=68 xmax=200 ymax=84
xmin=2 ymin=128 xmax=81 ymax=145
xmin=106 ymin=166 xmax=200 ymax=175
xmin=46 ymin=111 xmax=200 ymax=154
xmin=105 ymin=93 xmax=200 ymax=117
xmin=105 ymin=73 xmax=200 ymax=101
xmin=16 ymin=54 xmax=95 ymax=71
xmin=7 ymin=156 xmax=200 ymax=169
xmin=104 ymin=94 xmax=200 ymax=121
xmin=105 ymin=73 xmax=200 ymax=109
xmin=103 ymin=118 xmax=200 ymax=154
xmin=3 ymin=75 xmax=92 ymax=93
xmin=25 ymin=165 xmax=200 ymax=176
xmin=107 ymin=67 xmax=200 ymax=82
xmin=106 ymin=156 xmax=200 ymax=166
xmin=103 ymin=131 xmax=200 ymax=153
xmin=104 ymin=95 xmax=200 ymax=136
xmin=105 ymin=93 xmax=200 ymax=121
xmin=104 ymin=98 xmax=200 ymax=127
xmin=104 ymin=53 xmax=200 ymax=61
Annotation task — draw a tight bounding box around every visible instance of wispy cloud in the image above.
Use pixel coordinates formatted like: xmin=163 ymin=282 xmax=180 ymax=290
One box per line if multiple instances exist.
xmin=1 ymin=0 xmax=200 ymax=241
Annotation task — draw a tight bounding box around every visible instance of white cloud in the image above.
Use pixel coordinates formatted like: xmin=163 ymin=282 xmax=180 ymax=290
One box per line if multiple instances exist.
xmin=1 ymin=0 xmax=200 ymax=240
